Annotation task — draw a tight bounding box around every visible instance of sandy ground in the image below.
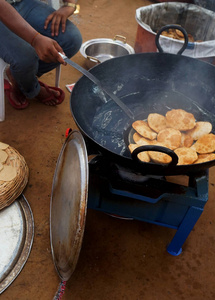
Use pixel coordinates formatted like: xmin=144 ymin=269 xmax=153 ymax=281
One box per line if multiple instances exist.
xmin=1 ymin=0 xmax=215 ymax=299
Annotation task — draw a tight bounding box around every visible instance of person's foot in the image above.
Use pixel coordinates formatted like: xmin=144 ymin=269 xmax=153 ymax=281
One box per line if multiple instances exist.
xmin=6 ymin=67 xmax=65 ymax=107
xmin=35 ymin=82 xmax=63 ymax=106
xmin=5 ymin=68 xmax=29 ymax=109
xmin=35 ymin=81 xmax=65 ymax=106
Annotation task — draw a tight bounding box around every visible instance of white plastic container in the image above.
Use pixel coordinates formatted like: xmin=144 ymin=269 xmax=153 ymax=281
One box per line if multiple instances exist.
xmin=135 ymin=3 xmax=215 ymax=64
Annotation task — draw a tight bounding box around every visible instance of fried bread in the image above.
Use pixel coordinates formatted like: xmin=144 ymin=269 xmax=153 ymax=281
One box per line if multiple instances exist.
xmin=166 ymin=109 xmax=196 ymax=131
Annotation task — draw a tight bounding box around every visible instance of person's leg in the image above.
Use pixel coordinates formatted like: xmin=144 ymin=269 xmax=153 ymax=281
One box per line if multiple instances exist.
xmin=17 ymin=0 xmax=82 ymax=76
xmin=1 ymin=0 xmax=81 ymax=106
xmin=0 ymin=23 xmax=62 ymax=106
xmin=37 ymin=19 xmax=82 ymax=76
xmin=0 ymin=17 xmax=40 ymax=108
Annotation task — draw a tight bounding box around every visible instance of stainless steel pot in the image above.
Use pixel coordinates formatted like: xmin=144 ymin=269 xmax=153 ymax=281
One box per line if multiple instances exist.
xmin=80 ymin=35 xmax=135 ymax=69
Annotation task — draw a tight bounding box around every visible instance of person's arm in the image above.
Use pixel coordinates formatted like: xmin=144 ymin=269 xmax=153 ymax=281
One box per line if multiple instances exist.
xmin=44 ymin=1 xmax=78 ymax=36
xmin=0 ymin=0 xmax=65 ymax=64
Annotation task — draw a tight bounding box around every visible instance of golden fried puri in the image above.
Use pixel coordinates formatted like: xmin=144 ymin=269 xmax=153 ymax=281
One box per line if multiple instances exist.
xmin=195 ymin=153 xmax=215 ymax=164
xmin=186 ymin=121 xmax=212 ymax=140
xmin=148 ymin=142 xmax=172 ymax=164
xmin=180 ymin=133 xmax=194 ymax=148
xmin=157 ymin=128 xmax=181 ymax=150
xmin=191 ymin=133 xmax=215 ymax=154
xmin=147 ymin=113 xmax=167 ymax=133
xmin=133 ymin=133 xmax=151 ymax=145
xmin=128 ymin=144 xmax=150 ymax=162
xmin=166 ymin=109 xmax=196 ymax=131
xmin=174 ymin=147 xmax=198 ymax=165
xmin=132 ymin=120 xmax=157 ymax=140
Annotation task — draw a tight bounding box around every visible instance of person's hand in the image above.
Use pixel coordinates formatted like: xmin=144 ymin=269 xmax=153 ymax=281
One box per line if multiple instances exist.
xmin=44 ymin=6 xmax=76 ymax=37
xmin=32 ymin=34 xmax=66 ymax=65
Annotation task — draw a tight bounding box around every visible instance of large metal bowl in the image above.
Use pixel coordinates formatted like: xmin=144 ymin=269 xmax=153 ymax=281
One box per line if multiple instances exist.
xmin=80 ymin=35 xmax=135 ymax=69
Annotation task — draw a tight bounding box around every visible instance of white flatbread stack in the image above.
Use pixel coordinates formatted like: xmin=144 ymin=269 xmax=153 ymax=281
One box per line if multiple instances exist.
xmin=0 ymin=142 xmax=29 ymax=210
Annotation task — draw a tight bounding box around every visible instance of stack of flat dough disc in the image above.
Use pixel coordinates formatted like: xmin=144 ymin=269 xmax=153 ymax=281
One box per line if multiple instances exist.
xmin=0 ymin=142 xmax=29 ymax=210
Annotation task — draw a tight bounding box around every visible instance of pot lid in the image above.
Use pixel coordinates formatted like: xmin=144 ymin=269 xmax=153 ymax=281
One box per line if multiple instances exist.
xmin=50 ymin=130 xmax=89 ymax=281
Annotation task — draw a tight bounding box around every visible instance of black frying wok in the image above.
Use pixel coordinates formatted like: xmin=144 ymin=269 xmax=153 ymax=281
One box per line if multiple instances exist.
xmin=70 ymin=49 xmax=215 ymax=176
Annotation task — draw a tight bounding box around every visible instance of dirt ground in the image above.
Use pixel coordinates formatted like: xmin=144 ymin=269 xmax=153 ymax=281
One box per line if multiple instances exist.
xmin=1 ymin=0 xmax=215 ymax=299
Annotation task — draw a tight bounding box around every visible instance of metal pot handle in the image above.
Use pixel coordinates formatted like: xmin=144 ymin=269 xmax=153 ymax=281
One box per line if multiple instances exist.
xmin=131 ymin=145 xmax=178 ymax=166
xmin=155 ymin=24 xmax=189 ymax=55
xmin=87 ymin=55 xmax=101 ymax=64
xmin=113 ymin=35 xmax=127 ymax=44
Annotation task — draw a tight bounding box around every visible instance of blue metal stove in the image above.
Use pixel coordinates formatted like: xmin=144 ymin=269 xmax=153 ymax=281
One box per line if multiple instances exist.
xmin=88 ymin=158 xmax=209 ymax=256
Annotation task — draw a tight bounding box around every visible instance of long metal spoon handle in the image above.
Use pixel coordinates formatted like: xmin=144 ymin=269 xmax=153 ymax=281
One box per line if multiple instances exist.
xmin=59 ymin=53 xmax=134 ymax=120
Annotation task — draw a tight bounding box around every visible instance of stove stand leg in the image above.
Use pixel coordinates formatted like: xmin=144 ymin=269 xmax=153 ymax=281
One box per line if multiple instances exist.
xmin=166 ymin=206 xmax=203 ymax=256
